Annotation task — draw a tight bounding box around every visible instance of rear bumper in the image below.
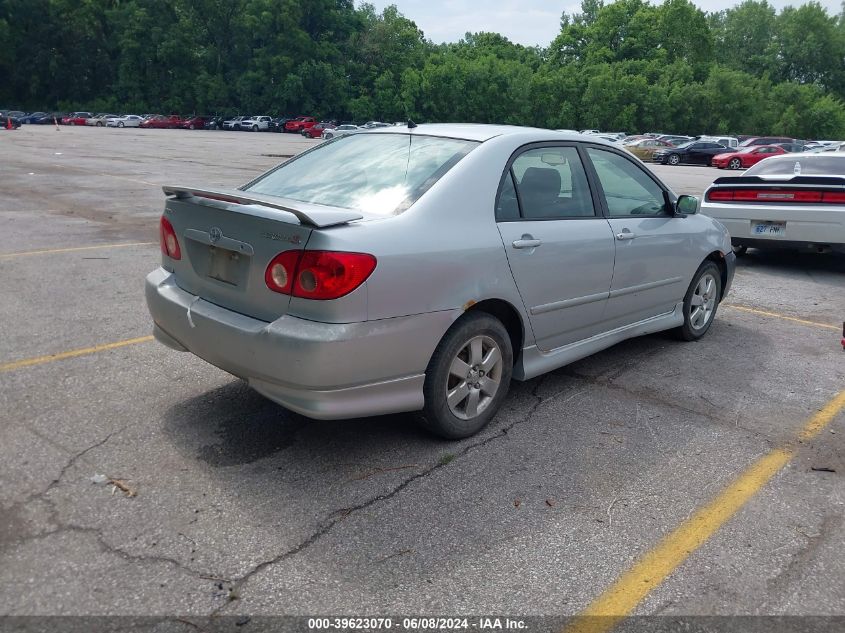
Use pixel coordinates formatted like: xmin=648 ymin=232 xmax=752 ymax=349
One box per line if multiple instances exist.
xmin=702 ymin=202 xmax=845 ymax=247
xmin=145 ymin=268 xmax=459 ymax=420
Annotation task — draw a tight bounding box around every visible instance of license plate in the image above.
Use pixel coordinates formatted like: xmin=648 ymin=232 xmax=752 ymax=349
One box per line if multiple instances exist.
xmin=752 ymin=221 xmax=786 ymax=236
xmin=207 ymin=246 xmax=241 ymax=285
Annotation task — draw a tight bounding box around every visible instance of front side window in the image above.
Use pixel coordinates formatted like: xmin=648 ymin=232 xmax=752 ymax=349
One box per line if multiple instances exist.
xmin=246 ymin=134 xmax=478 ymax=215
xmin=509 ymin=147 xmax=595 ymax=219
xmin=586 ymin=148 xmax=667 ymax=216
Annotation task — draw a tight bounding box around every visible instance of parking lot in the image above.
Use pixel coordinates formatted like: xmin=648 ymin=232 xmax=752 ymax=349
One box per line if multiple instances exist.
xmin=1 ymin=126 xmax=844 ymax=629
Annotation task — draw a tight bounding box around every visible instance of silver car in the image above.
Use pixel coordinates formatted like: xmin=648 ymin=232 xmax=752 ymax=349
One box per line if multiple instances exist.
xmin=146 ymin=125 xmax=735 ymax=438
xmin=322 ymin=124 xmax=360 ymax=139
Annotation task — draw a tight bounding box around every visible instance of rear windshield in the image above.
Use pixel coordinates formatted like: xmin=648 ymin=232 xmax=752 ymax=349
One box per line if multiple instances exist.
xmin=246 ymin=133 xmax=478 ymax=215
xmin=746 ymin=156 xmax=845 ymax=176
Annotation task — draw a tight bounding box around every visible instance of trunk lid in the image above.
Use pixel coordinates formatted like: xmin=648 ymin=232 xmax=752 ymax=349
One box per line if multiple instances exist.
xmin=161 ymin=186 xmax=363 ymax=322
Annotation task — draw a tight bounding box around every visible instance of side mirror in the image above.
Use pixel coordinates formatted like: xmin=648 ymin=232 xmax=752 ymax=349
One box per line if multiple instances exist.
xmin=675 ymin=195 xmax=699 ymax=216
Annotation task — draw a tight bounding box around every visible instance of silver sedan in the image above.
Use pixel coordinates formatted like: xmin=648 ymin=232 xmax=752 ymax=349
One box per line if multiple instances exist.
xmin=146 ymin=125 xmax=735 ymax=438
xmin=106 ymin=115 xmax=144 ymax=128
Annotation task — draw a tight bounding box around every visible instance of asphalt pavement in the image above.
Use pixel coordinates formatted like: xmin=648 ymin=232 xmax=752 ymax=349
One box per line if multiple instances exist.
xmin=1 ymin=127 xmax=843 ymax=631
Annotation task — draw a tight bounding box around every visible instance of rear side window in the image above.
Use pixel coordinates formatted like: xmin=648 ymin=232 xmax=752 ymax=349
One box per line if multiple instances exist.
xmin=246 ymin=134 xmax=478 ymax=215
xmin=509 ymin=147 xmax=595 ymax=219
xmin=586 ymin=148 xmax=668 ymax=216
xmin=496 ymin=171 xmax=520 ymax=220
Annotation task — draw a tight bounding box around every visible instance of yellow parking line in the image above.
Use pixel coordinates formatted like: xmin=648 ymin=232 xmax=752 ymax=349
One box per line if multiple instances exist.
xmin=0 ymin=335 xmax=154 ymax=372
xmin=724 ymin=304 xmax=839 ymax=331
xmin=565 ymin=388 xmax=845 ymax=633
xmin=0 ymin=242 xmax=156 ymax=259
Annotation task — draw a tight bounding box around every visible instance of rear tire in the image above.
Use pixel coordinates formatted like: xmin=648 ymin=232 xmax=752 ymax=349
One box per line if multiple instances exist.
xmin=675 ymin=261 xmax=722 ymax=341
xmin=418 ymin=312 xmax=513 ymax=439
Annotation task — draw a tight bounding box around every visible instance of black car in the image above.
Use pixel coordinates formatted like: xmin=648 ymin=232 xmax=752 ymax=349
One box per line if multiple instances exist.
xmin=652 ymin=141 xmax=727 ymax=166
xmin=204 ymin=116 xmax=227 ymax=130
xmin=269 ymin=117 xmax=292 ymax=133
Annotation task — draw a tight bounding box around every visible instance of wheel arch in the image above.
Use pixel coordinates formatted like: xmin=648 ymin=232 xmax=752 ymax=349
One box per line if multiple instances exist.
xmin=705 ymin=250 xmax=729 ymax=300
xmin=463 ymin=298 xmax=525 ymax=365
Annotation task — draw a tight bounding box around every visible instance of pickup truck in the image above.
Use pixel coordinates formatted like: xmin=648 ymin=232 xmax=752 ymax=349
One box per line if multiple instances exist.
xmin=283 ymin=116 xmax=316 ymax=133
xmin=240 ymin=116 xmax=273 ymax=132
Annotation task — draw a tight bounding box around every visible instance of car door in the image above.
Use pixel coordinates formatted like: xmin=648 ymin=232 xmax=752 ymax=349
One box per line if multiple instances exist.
xmin=685 ymin=142 xmax=707 ymax=164
xmin=495 ymin=144 xmax=616 ymax=352
xmin=584 ymin=146 xmax=692 ymax=329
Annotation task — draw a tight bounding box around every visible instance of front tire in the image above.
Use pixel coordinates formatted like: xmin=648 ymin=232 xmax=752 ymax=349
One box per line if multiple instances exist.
xmin=676 ymin=261 xmax=722 ymax=341
xmin=252 ymin=125 xmax=258 ymax=132
xmin=118 ymin=122 xmax=124 ymax=128
xmin=418 ymin=312 xmax=513 ymax=439
xmin=728 ymin=158 xmax=742 ymax=170
xmin=668 ymin=154 xmax=680 ymax=166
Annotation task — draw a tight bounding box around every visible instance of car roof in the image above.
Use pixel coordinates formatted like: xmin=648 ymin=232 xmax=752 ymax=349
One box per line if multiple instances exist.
xmin=364 ymin=123 xmax=616 ymax=143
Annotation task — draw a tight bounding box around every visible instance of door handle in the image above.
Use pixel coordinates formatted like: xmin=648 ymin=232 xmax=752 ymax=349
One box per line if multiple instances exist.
xmin=512 ymin=238 xmax=542 ymax=249
xmin=615 ymin=230 xmax=636 ymax=241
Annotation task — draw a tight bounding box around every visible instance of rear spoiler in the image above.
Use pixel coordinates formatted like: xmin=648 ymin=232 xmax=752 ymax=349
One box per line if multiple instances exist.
xmin=712 ymin=175 xmax=845 ymax=186
xmin=162 ymin=185 xmax=364 ymax=228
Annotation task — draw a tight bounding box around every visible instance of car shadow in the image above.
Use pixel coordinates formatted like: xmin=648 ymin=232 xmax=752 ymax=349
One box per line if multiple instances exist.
xmin=161 ymin=380 xmax=435 ymax=469
xmin=737 ymin=248 xmax=845 ymax=275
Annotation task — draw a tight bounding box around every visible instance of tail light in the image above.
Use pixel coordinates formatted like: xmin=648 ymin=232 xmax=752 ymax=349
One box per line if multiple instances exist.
xmin=159 ymin=216 xmax=181 ymax=260
xmin=264 ymin=250 xmax=377 ymax=300
xmin=264 ymin=251 xmax=301 ymax=294
xmin=706 ymin=188 xmax=845 ymax=203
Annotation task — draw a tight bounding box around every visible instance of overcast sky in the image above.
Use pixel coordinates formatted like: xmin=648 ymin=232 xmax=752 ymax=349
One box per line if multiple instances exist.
xmin=361 ymin=0 xmax=844 ymax=47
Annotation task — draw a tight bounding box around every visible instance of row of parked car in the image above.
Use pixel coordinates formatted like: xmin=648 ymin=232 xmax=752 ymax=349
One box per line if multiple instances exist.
xmin=600 ymin=133 xmax=844 ymax=169
xmin=0 ymin=110 xmax=398 ymax=137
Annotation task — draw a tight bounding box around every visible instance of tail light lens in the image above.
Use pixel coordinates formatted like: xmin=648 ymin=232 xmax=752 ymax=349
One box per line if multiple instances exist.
xmin=264 ymin=251 xmax=301 ymax=294
xmin=159 ymin=216 xmax=181 ymax=260
xmin=706 ymin=188 xmax=845 ymax=203
xmin=264 ymin=250 xmax=377 ymax=300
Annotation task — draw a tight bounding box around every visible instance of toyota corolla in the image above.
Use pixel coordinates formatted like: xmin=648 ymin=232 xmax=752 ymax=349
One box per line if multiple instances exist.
xmin=146 ymin=125 xmax=735 ymax=439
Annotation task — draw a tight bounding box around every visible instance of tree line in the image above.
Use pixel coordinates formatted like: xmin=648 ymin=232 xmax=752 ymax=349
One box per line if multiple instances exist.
xmin=2 ymin=0 xmax=845 ymax=137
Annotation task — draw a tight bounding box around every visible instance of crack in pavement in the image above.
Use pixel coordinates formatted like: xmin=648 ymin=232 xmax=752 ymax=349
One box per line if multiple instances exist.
xmin=209 ymin=377 xmax=552 ymax=615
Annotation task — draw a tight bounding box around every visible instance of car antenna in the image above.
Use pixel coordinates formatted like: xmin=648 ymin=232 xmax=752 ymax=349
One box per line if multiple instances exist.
xmin=407 ymin=119 xmax=417 ymax=129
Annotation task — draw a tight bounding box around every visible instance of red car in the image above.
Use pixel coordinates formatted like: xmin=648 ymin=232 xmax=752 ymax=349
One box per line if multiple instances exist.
xmin=284 ymin=116 xmax=316 ymax=133
xmin=302 ymin=122 xmax=336 ymax=138
xmin=181 ymin=116 xmax=208 ymax=130
xmin=62 ymin=112 xmax=92 ymax=126
xmin=140 ymin=114 xmax=184 ymax=129
xmin=711 ymin=145 xmax=787 ymax=170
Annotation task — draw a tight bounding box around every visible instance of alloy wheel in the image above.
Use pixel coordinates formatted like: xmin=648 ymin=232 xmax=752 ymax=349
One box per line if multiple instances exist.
xmin=689 ymin=273 xmax=718 ymax=331
xmin=729 ymin=158 xmax=742 ymax=170
xmin=446 ymin=335 xmax=503 ymax=420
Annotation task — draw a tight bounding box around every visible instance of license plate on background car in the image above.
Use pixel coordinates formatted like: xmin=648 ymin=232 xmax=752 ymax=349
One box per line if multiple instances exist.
xmin=207 ymin=246 xmax=241 ymax=285
xmin=752 ymin=221 xmax=786 ymax=236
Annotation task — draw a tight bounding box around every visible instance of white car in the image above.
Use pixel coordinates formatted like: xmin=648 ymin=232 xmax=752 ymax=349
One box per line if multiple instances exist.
xmin=107 ymin=115 xmax=143 ymax=128
xmin=322 ymin=124 xmax=360 ymax=139
xmin=699 ymin=135 xmax=739 ymax=149
xmin=702 ymin=153 xmax=845 ymax=255
xmin=240 ymin=116 xmax=272 ymax=132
